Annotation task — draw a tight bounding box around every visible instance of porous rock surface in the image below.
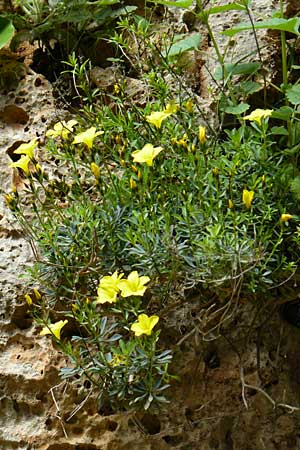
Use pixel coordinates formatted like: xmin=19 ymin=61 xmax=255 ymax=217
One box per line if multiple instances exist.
xmin=2 ymin=1 xmax=300 ymax=449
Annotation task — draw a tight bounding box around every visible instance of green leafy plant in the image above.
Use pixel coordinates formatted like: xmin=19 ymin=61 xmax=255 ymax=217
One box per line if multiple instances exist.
xmin=4 ymin=0 xmax=300 ymax=414
xmin=27 ymin=271 xmax=172 ymax=411
xmin=6 ymin=0 xmax=137 ymax=73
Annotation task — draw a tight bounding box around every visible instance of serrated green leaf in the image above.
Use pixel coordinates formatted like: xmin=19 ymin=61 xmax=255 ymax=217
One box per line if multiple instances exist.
xmin=0 ymin=17 xmax=15 ymax=49
xmin=270 ymin=126 xmax=289 ymax=135
xmin=214 ymin=62 xmax=260 ymax=81
xmin=208 ymin=3 xmax=247 ymax=14
xmin=286 ymin=85 xmax=300 ymax=105
xmin=222 ymin=18 xmax=300 ymax=37
xmin=224 ymin=103 xmax=250 ymax=115
xmin=164 ymin=33 xmax=202 ymax=57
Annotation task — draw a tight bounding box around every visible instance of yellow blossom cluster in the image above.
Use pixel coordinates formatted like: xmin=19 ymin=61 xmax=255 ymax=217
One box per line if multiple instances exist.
xmin=9 ymin=139 xmax=38 ymax=175
xmin=97 ymin=270 xmax=150 ymax=304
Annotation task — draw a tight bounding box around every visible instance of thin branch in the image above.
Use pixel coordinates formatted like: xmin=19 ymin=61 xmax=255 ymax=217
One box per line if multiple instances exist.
xmin=240 ymin=367 xmax=300 ymax=413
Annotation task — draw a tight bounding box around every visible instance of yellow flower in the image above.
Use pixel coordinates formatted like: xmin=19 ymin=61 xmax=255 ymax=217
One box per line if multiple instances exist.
xmin=146 ymin=111 xmax=170 ymax=129
xmin=119 ymin=271 xmax=150 ymax=297
xmin=34 ymin=289 xmax=41 ymax=300
xmin=46 ymin=120 xmax=78 ymax=139
xmin=185 ymin=99 xmax=194 ymax=113
xmin=14 ymin=139 xmax=38 ymax=160
xmin=212 ymin=167 xmax=219 ymax=176
xmin=228 ymin=199 xmax=233 ymax=209
xmin=110 ymin=354 xmax=127 ymax=367
xmin=280 ymin=213 xmax=293 ymax=222
xmin=25 ymin=294 xmax=32 ymax=305
xmin=132 ymin=144 xmax=163 ymax=167
xmin=242 ymin=189 xmax=254 ymax=209
xmin=72 ymin=127 xmax=104 ymax=150
xmin=164 ymin=101 xmax=179 ymax=114
xmin=97 ymin=287 xmax=118 ymax=304
xmin=115 ymin=134 xmax=122 ymax=145
xmin=10 ymin=155 xmax=31 ymax=175
xmin=100 ymin=271 xmax=124 ymax=291
xmin=131 ymin=314 xmax=159 ymax=337
xmin=97 ymin=271 xmax=124 ymax=304
xmin=174 ymin=134 xmax=188 ymax=148
xmin=40 ymin=320 xmax=68 ymax=340
xmin=198 ymin=126 xmax=206 ymax=144
xmin=243 ymin=109 xmax=273 ymax=125
xmin=114 ymin=84 xmax=121 ymax=94
xmin=4 ymin=194 xmax=15 ymax=209
xmin=90 ymin=162 xmax=100 ymax=179
xmin=130 ymin=177 xmax=137 ymax=190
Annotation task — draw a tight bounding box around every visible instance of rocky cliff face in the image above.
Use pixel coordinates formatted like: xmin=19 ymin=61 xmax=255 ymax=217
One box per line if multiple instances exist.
xmin=2 ymin=1 xmax=300 ymax=449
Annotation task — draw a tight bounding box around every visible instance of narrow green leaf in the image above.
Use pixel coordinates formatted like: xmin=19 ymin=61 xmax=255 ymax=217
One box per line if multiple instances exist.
xmin=152 ymin=0 xmax=193 ymax=8
xmin=208 ymin=3 xmax=247 ymax=15
xmin=89 ymin=0 xmax=119 ymax=4
xmin=224 ymin=103 xmax=250 ymax=115
xmin=164 ymin=33 xmax=202 ymax=57
xmin=0 ymin=17 xmax=15 ymax=49
xmin=222 ymin=18 xmax=300 ymax=37
xmin=286 ymin=85 xmax=300 ymax=105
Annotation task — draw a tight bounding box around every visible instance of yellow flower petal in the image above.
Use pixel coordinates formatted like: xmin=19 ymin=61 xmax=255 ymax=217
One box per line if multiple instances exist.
xmin=119 ymin=271 xmax=150 ymax=297
xmin=198 ymin=126 xmax=206 ymax=144
xmin=242 ymin=189 xmax=254 ymax=209
xmin=164 ymin=101 xmax=179 ymax=114
xmin=132 ymin=144 xmax=163 ymax=167
xmin=145 ymin=111 xmax=170 ymax=129
xmin=90 ymin=162 xmax=100 ymax=179
xmin=72 ymin=127 xmax=103 ymax=150
xmin=40 ymin=320 xmax=68 ymax=340
xmin=46 ymin=120 xmax=78 ymax=139
xmin=131 ymin=314 xmax=159 ymax=336
xmin=130 ymin=177 xmax=137 ymax=189
xmin=97 ymin=287 xmax=118 ymax=304
xmin=280 ymin=213 xmax=293 ymax=222
xmin=99 ymin=271 xmax=124 ymax=291
xmin=10 ymin=155 xmax=31 ymax=175
xmin=185 ymin=99 xmax=194 ymax=113
xmin=14 ymin=139 xmax=38 ymax=160
xmin=243 ymin=109 xmax=273 ymax=125
xmin=25 ymin=294 xmax=32 ymax=305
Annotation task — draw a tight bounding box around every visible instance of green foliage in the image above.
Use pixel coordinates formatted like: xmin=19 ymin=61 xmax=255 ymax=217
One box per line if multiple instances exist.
xmin=5 ymin=0 xmax=300 ymax=415
xmin=286 ymin=85 xmax=300 ymax=106
xmin=221 ymin=18 xmax=300 ymax=37
xmin=9 ymin=0 xmax=137 ymax=63
xmin=0 ymin=16 xmax=15 ymax=49
xmin=163 ymin=33 xmax=202 ymax=58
